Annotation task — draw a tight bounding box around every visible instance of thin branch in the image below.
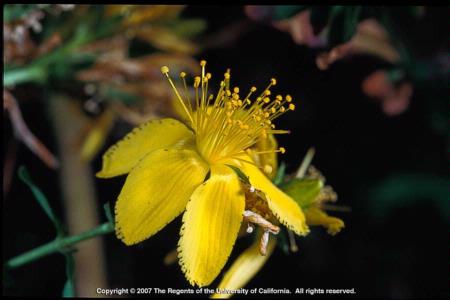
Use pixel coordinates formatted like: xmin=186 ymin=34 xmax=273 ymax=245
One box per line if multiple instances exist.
xmin=6 ymin=222 xmax=113 ymax=269
xmin=4 ymin=89 xmax=59 ymax=169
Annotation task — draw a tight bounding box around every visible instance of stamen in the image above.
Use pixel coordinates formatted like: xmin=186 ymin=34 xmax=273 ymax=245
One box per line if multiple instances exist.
xmin=243 ymin=210 xmax=280 ymax=256
xmin=161 ymin=66 xmax=194 ymax=125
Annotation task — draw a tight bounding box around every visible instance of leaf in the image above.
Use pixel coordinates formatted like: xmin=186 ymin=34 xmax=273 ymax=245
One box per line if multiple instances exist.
xmin=280 ymin=178 xmax=324 ymax=209
xmin=104 ymin=86 xmax=140 ymax=104
xmin=276 ymin=228 xmax=290 ymax=255
xmin=103 ymin=202 xmax=114 ymax=225
xmin=366 ymin=173 xmax=450 ymax=219
xmin=273 ymin=161 xmax=286 ymax=186
xmin=273 ymin=6 xmax=309 ymax=20
xmin=18 ymin=166 xmax=64 ymax=236
xmin=4 ymin=4 xmax=39 ymax=22
xmin=226 ymin=164 xmax=250 ymax=185
xmin=169 ymin=18 xmax=207 ymax=39
xmin=62 ymin=253 xmax=75 ymax=297
xmin=327 ymin=6 xmax=362 ymax=47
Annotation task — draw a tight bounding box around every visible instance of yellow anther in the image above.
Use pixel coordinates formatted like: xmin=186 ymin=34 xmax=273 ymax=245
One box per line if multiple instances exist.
xmin=246 ymin=99 xmax=251 ymax=104
xmin=226 ymin=90 xmax=232 ymax=96
xmin=276 ymin=95 xmax=283 ymax=101
xmin=263 ymin=97 xmax=270 ymax=103
xmin=289 ymin=103 xmax=296 ymax=111
xmin=238 ymin=100 xmax=243 ymax=106
xmin=265 ymin=90 xmax=271 ymax=96
xmin=234 ymin=87 xmax=239 ymax=93
xmin=160 ymin=66 xmax=170 ymax=74
xmin=232 ymin=94 xmax=239 ymax=100
xmin=264 ymin=112 xmax=270 ymax=118
xmin=224 ymin=72 xmax=230 ymax=79
xmin=194 ymin=76 xmax=201 ymax=88
xmin=286 ymin=95 xmax=292 ymax=102
xmin=271 ymin=107 xmax=276 ymax=113
xmin=271 ymin=78 xmax=277 ymax=85
xmin=200 ymin=60 xmax=207 ymax=67
xmin=279 ymin=147 xmax=286 ymax=154
xmin=271 ymin=124 xmax=275 ymax=129
xmin=280 ymin=106 xmax=286 ymax=113
xmin=206 ymin=73 xmax=212 ymax=79
xmin=180 ymin=71 xmax=186 ymax=78
xmin=251 ymin=86 xmax=257 ymax=92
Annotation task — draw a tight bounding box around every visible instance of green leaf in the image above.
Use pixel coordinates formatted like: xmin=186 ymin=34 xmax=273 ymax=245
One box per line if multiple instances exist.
xmin=62 ymin=253 xmax=75 ymax=297
xmin=226 ymin=164 xmax=250 ymax=185
xmin=4 ymin=4 xmax=39 ymax=22
xmin=169 ymin=19 xmax=207 ymax=38
xmin=273 ymin=6 xmax=309 ymax=20
xmin=366 ymin=173 xmax=450 ymax=219
xmin=280 ymin=178 xmax=324 ymax=209
xmin=273 ymin=162 xmax=286 ymax=186
xmin=103 ymin=87 xmax=140 ymax=105
xmin=103 ymin=202 xmax=114 ymax=225
xmin=18 ymin=166 xmax=64 ymax=236
xmin=276 ymin=229 xmax=290 ymax=255
xmin=327 ymin=6 xmax=362 ymax=47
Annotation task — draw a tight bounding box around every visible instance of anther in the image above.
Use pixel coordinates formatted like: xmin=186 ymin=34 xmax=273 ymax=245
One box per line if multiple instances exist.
xmin=180 ymin=71 xmax=186 ymax=78
xmin=289 ymin=103 xmax=296 ymax=111
xmin=286 ymin=95 xmax=292 ymax=102
xmin=200 ymin=60 xmax=207 ymax=67
xmin=271 ymin=78 xmax=277 ymax=85
xmin=279 ymin=147 xmax=286 ymax=154
xmin=160 ymin=66 xmax=170 ymax=74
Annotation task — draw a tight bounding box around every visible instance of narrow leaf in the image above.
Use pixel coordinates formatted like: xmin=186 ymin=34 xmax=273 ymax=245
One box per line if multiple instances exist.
xmin=18 ymin=166 xmax=64 ymax=236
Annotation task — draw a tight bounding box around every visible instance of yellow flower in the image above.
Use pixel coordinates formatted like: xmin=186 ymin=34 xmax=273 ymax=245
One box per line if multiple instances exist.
xmin=97 ymin=60 xmax=308 ymax=286
xmin=212 ymin=151 xmax=345 ymax=299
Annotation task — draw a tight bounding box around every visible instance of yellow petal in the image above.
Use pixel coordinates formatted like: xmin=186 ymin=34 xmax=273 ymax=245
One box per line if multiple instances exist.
xmin=237 ymin=156 xmax=309 ymax=236
xmin=115 ymin=148 xmax=208 ymax=245
xmin=178 ymin=165 xmax=245 ymax=287
xmin=304 ymin=207 xmax=345 ymax=236
xmin=96 ymin=118 xmax=194 ymax=178
xmin=211 ymin=236 xmax=276 ymax=299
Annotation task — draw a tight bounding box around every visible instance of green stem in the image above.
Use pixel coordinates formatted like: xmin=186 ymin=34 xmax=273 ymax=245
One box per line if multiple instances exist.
xmin=6 ymin=222 xmax=114 ymax=269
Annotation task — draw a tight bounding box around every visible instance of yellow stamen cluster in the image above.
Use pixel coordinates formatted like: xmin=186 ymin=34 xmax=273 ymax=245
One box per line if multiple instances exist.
xmin=161 ymin=60 xmax=296 ymax=163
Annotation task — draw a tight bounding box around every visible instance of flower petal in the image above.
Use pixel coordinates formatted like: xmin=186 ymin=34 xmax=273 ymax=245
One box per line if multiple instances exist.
xmin=115 ymin=148 xmax=208 ymax=245
xmin=304 ymin=207 xmax=345 ymax=236
xmin=97 ymin=118 xmax=194 ymax=178
xmin=238 ymin=156 xmax=309 ymax=236
xmin=178 ymin=165 xmax=245 ymax=287
xmin=211 ymin=234 xmax=276 ymax=299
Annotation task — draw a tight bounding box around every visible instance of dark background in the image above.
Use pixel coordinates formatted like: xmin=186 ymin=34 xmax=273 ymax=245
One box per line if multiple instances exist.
xmin=3 ymin=6 xmax=449 ymax=298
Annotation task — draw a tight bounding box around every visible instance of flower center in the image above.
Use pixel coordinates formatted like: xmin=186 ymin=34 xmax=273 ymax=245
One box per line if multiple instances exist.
xmin=161 ymin=60 xmax=295 ymax=164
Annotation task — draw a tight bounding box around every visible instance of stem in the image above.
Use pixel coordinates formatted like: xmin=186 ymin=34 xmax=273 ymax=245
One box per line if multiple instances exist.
xmin=6 ymin=222 xmax=113 ymax=269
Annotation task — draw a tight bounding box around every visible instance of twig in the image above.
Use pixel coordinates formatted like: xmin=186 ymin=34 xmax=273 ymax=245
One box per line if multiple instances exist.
xmin=3 ymin=89 xmax=59 ymax=169
xmin=6 ymin=222 xmax=113 ymax=269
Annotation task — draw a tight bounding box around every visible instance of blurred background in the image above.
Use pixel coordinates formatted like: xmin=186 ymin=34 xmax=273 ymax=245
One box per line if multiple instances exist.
xmin=3 ymin=5 xmax=449 ymax=298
